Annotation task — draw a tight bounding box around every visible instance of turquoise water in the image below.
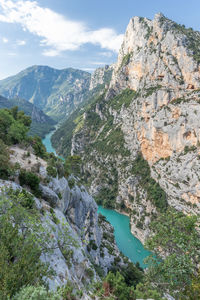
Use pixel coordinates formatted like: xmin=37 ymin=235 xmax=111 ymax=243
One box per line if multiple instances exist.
xmin=42 ymin=131 xmax=57 ymax=155
xmin=98 ymin=206 xmax=151 ymax=268
xmin=42 ymin=130 xmax=64 ymax=160
xmin=42 ymin=131 xmax=151 ymax=268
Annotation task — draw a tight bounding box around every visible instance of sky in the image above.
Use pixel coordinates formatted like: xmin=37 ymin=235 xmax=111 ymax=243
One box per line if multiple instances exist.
xmin=0 ymin=0 xmax=200 ymax=79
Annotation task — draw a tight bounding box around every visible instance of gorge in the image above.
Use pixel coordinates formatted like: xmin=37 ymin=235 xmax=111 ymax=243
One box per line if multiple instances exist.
xmin=42 ymin=130 xmax=151 ymax=268
xmin=0 ymin=10 xmax=199 ymax=299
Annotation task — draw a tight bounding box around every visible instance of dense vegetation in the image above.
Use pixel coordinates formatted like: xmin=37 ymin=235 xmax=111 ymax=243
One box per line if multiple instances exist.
xmin=0 ymin=106 xmax=53 ymax=180
xmin=0 ymin=96 xmax=56 ymax=138
xmin=145 ymin=208 xmax=200 ymax=298
xmin=0 ymin=97 xmax=199 ymax=299
xmin=0 ymin=189 xmax=51 ymax=298
xmin=93 ymin=271 xmax=163 ymax=300
xmin=51 ymin=91 xmax=106 ymax=157
xmin=132 ymin=153 xmax=168 ymax=211
xmin=0 ymin=188 xmax=79 ymax=299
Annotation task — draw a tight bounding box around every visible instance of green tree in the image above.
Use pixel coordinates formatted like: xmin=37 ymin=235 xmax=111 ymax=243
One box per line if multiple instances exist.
xmin=17 ymin=109 xmax=32 ymax=127
xmin=29 ymin=135 xmax=47 ymax=158
xmin=8 ymin=121 xmax=28 ymax=144
xmin=13 ymin=285 xmax=60 ymax=300
xmin=132 ymin=282 xmax=163 ymax=300
xmin=145 ymin=208 xmax=200 ymax=298
xmin=0 ymin=109 xmax=13 ymax=143
xmin=0 ymin=188 xmax=77 ymax=298
xmin=0 ymin=107 xmax=31 ymax=145
xmin=19 ymin=170 xmax=40 ymax=195
xmin=0 ymin=189 xmax=51 ymax=298
xmin=0 ymin=139 xmax=11 ymax=179
xmin=64 ymin=155 xmax=81 ymax=177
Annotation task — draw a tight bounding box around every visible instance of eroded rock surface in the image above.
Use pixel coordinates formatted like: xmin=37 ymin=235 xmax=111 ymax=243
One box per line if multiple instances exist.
xmin=58 ymin=13 xmax=200 ymax=243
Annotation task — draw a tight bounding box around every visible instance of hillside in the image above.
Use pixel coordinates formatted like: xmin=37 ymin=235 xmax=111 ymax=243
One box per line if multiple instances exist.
xmin=0 ymin=65 xmax=91 ymax=121
xmin=53 ymin=12 xmax=200 ymax=231
xmin=0 ymin=106 xmax=146 ymax=299
xmin=0 ymin=95 xmax=56 ymax=137
xmin=52 ymin=13 xmax=200 ymax=297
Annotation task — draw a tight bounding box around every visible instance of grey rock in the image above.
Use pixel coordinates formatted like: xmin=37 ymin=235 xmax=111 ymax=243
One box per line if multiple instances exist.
xmin=39 ymin=184 xmax=59 ymax=207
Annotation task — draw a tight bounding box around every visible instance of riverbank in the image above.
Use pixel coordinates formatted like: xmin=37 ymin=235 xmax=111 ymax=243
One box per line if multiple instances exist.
xmin=42 ymin=130 xmax=151 ymax=267
xmin=98 ymin=206 xmax=151 ymax=268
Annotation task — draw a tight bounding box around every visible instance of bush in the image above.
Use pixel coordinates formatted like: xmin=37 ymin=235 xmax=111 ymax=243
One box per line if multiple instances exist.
xmin=29 ymin=136 xmax=47 ymax=159
xmin=13 ymin=285 xmax=60 ymax=300
xmin=47 ymin=165 xmax=57 ymax=178
xmin=68 ymin=178 xmax=75 ymax=189
xmin=8 ymin=188 xmax=35 ymax=209
xmin=131 ymin=153 xmax=168 ymax=211
xmin=19 ymin=170 xmax=40 ymax=195
xmin=0 ymin=139 xmax=11 ymax=179
xmin=0 ymin=191 xmax=51 ymax=298
xmin=58 ymin=281 xmax=77 ymax=300
xmin=64 ymin=155 xmax=81 ymax=177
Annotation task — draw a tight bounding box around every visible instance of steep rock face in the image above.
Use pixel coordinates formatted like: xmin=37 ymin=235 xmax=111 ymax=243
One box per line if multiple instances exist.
xmin=54 ymin=13 xmax=200 ymax=243
xmin=108 ymin=13 xmax=200 ymax=95
xmin=89 ymin=65 xmax=113 ymax=90
xmin=0 ymin=146 xmax=126 ymax=295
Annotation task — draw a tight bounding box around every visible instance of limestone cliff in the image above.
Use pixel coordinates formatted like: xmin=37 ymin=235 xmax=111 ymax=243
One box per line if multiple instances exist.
xmin=53 ymin=13 xmax=200 ymax=243
xmin=89 ymin=65 xmax=113 ymax=91
xmin=0 ymin=146 xmax=127 ymax=298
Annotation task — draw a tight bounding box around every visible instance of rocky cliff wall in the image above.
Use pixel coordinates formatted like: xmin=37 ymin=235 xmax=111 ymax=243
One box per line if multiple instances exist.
xmin=64 ymin=13 xmax=200 ymax=243
xmin=0 ymin=146 xmax=127 ymax=297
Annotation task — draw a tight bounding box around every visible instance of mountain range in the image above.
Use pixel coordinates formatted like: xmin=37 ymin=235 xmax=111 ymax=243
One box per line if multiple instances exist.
xmin=0 ymin=12 xmax=200 ymax=299
xmin=0 ymin=65 xmax=113 ymax=122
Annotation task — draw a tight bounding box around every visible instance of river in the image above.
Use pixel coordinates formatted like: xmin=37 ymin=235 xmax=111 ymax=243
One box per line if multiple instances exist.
xmin=42 ymin=130 xmax=151 ymax=268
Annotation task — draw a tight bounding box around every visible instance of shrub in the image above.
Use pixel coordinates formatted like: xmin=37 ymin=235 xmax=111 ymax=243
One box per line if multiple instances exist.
xmin=58 ymin=281 xmax=77 ymax=300
xmin=85 ymin=268 xmax=94 ymax=279
xmin=8 ymin=188 xmax=35 ymax=209
xmin=0 ymin=191 xmax=51 ymax=298
xmin=29 ymin=136 xmax=47 ymax=159
xmin=47 ymin=165 xmax=57 ymax=178
xmin=68 ymin=178 xmax=75 ymax=189
xmin=64 ymin=155 xmax=81 ymax=177
xmin=19 ymin=170 xmax=40 ymax=195
xmin=0 ymin=139 xmax=11 ymax=179
xmin=13 ymin=285 xmax=60 ymax=300
xmin=131 ymin=153 xmax=168 ymax=211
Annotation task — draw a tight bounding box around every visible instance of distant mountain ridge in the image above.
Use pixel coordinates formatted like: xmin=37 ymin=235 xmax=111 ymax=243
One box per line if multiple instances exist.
xmin=0 ymin=95 xmax=56 ymax=138
xmin=0 ymin=65 xmax=113 ymax=122
xmin=0 ymin=65 xmax=91 ymax=121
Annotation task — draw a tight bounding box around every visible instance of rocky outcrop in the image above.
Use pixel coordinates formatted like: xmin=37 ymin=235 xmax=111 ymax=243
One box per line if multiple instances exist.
xmin=108 ymin=13 xmax=200 ymax=96
xmin=54 ymin=13 xmax=200 ymax=243
xmin=0 ymin=154 xmax=125 ymax=295
xmin=89 ymin=65 xmax=113 ymax=90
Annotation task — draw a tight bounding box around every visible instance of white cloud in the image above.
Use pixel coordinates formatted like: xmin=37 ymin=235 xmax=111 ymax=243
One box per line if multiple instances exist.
xmin=8 ymin=52 xmax=17 ymax=56
xmin=17 ymin=40 xmax=26 ymax=46
xmin=2 ymin=37 xmax=8 ymax=43
xmin=0 ymin=0 xmax=123 ymax=56
xmin=90 ymin=62 xmax=107 ymax=65
xmin=99 ymin=51 xmax=114 ymax=58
